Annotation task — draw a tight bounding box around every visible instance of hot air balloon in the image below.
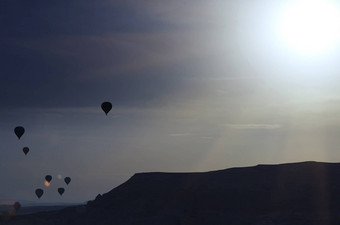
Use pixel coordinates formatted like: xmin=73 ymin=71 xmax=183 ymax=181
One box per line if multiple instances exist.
xmin=14 ymin=126 xmax=25 ymax=139
xmin=64 ymin=177 xmax=71 ymax=185
xmin=45 ymin=175 xmax=52 ymax=183
xmin=22 ymin=147 xmax=29 ymax=155
xmin=101 ymin=102 xmax=112 ymax=115
xmin=58 ymin=188 xmax=65 ymax=196
xmin=35 ymin=189 xmax=44 ymax=199
xmin=13 ymin=202 xmax=21 ymax=211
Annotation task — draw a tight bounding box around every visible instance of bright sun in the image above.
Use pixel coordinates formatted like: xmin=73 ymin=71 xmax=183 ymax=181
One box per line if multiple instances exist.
xmin=278 ymin=0 xmax=340 ymax=55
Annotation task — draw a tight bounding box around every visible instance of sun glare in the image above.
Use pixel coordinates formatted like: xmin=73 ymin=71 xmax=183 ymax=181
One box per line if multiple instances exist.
xmin=278 ymin=0 xmax=340 ymax=55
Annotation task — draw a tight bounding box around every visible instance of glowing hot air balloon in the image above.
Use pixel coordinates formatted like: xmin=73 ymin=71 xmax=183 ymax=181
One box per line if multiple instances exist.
xmin=45 ymin=175 xmax=52 ymax=183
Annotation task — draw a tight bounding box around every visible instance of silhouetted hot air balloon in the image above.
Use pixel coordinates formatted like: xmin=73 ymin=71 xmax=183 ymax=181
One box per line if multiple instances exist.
xmin=22 ymin=147 xmax=29 ymax=155
xmin=58 ymin=188 xmax=65 ymax=196
xmin=13 ymin=202 xmax=21 ymax=211
xmin=14 ymin=126 xmax=25 ymax=139
xmin=101 ymin=102 xmax=112 ymax=115
xmin=45 ymin=175 xmax=52 ymax=183
xmin=64 ymin=177 xmax=71 ymax=185
xmin=35 ymin=189 xmax=44 ymax=199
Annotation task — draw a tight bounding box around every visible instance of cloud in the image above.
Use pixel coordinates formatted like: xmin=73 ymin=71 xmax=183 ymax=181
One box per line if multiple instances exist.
xmin=0 ymin=0 xmax=172 ymax=38
xmin=0 ymin=1 xmax=198 ymax=110
xmin=119 ymin=0 xmax=240 ymax=30
xmin=199 ymin=136 xmax=215 ymax=140
xmin=169 ymin=133 xmax=193 ymax=137
xmin=1 ymin=0 xmax=262 ymax=111
xmin=225 ymin=124 xmax=282 ymax=130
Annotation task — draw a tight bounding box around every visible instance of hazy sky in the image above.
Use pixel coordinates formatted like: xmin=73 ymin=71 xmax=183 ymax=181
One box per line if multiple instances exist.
xmin=1 ymin=0 xmax=340 ymax=204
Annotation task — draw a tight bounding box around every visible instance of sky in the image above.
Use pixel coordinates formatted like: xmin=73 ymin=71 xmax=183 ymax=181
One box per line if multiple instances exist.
xmin=1 ymin=0 xmax=340 ymax=204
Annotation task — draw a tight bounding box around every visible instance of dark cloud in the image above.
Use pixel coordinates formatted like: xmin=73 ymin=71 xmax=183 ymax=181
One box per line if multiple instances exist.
xmin=1 ymin=0 xmax=260 ymax=110
xmin=0 ymin=0 xmax=199 ymax=109
xmin=0 ymin=0 xmax=271 ymax=110
xmin=0 ymin=0 xmax=172 ymax=38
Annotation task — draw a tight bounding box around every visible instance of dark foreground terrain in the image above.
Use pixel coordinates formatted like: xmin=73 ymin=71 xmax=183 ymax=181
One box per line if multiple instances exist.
xmin=2 ymin=161 xmax=340 ymax=225
xmin=0 ymin=205 xmax=71 ymax=216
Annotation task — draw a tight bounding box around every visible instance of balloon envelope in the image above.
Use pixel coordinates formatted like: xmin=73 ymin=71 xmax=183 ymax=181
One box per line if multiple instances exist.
xmin=101 ymin=102 xmax=112 ymax=115
xmin=45 ymin=175 xmax=52 ymax=182
xmin=35 ymin=189 xmax=44 ymax=199
xmin=14 ymin=126 xmax=25 ymax=139
xmin=58 ymin=188 xmax=65 ymax=196
xmin=64 ymin=177 xmax=71 ymax=185
xmin=23 ymin=147 xmax=29 ymax=155
xmin=13 ymin=202 xmax=21 ymax=211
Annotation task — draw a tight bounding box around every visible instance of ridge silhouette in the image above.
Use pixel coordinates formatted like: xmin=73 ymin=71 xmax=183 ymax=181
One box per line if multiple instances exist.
xmin=2 ymin=161 xmax=340 ymax=225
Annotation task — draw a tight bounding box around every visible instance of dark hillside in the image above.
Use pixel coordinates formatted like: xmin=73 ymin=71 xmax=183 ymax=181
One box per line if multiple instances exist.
xmin=3 ymin=161 xmax=340 ymax=224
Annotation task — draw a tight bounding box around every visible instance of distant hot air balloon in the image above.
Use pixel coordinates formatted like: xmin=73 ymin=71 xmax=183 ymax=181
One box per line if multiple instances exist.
xmin=64 ymin=177 xmax=71 ymax=185
xmin=58 ymin=188 xmax=65 ymax=196
xmin=45 ymin=175 xmax=52 ymax=183
xmin=35 ymin=189 xmax=44 ymax=199
xmin=101 ymin=102 xmax=112 ymax=115
xmin=22 ymin=147 xmax=29 ymax=155
xmin=14 ymin=126 xmax=25 ymax=139
xmin=13 ymin=202 xmax=21 ymax=211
